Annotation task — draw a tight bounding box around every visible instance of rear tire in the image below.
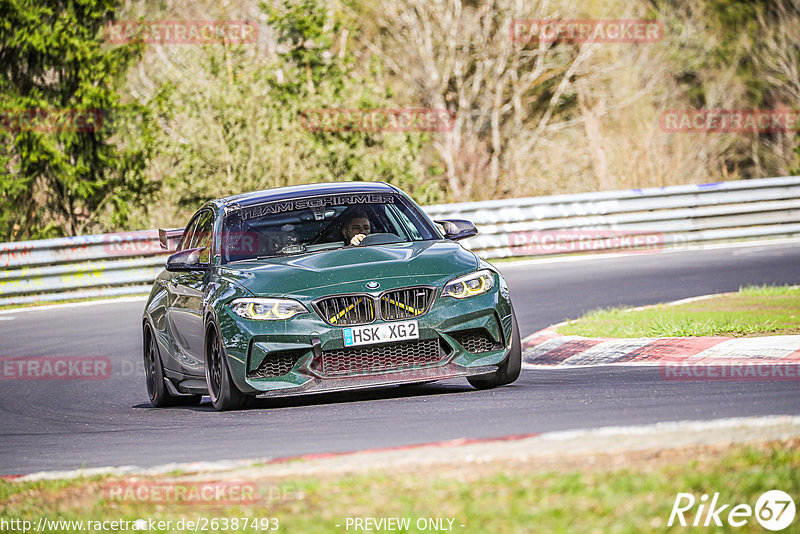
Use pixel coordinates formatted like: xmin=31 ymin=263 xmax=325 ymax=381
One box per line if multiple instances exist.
xmin=467 ymin=309 xmax=521 ymax=390
xmin=205 ymin=320 xmax=252 ymax=411
xmin=143 ymin=324 xmax=201 ymax=407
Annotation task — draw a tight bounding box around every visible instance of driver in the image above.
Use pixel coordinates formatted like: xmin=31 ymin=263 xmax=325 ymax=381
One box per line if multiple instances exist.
xmin=342 ymin=210 xmax=372 ymax=246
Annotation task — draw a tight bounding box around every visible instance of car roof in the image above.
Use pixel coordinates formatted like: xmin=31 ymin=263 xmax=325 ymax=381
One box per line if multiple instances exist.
xmin=218 ymin=182 xmax=400 ymax=208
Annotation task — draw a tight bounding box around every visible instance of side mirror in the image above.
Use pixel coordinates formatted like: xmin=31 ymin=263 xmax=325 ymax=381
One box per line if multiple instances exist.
xmin=434 ymin=219 xmax=478 ymax=241
xmin=166 ymin=247 xmax=210 ymax=272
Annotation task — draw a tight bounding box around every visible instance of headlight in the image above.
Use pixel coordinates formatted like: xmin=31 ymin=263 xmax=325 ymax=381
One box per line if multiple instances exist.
xmin=442 ymin=269 xmax=495 ymax=299
xmin=228 ymin=298 xmax=308 ymax=320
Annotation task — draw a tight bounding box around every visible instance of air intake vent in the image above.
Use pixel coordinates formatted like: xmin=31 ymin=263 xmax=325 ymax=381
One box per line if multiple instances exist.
xmin=451 ymin=329 xmax=502 ymax=353
xmin=249 ymin=351 xmax=305 ymax=378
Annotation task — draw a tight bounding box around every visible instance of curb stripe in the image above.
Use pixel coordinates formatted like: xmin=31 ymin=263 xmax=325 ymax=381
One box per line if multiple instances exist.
xmin=522 ymin=330 xmax=800 ymax=367
xmin=617 ymin=337 xmax=729 ymax=364
xmin=562 ymin=338 xmax=653 ymax=366
xmin=4 ymin=434 xmax=543 ymax=480
xmin=521 ymin=327 xmax=561 ymax=350
xmin=785 ymin=347 xmax=800 ymax=361
xmin=9 ymin=416 xmax=800 ymax=482
xmin=261 ymin=433 xmax=542 ymax=466
xmin=533 ymin=339 xmax=604 ymax=365
xmin=522 ymin=336 xmax=578 ymax=361
xmin=687 ymin=335 xmax=800 ymax=364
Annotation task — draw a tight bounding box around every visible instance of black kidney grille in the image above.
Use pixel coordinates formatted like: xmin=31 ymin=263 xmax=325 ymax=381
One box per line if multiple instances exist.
xmin=249 ymin=351 xmax=305 ymax=378
xmin=451 ymin=329 xmax=502 ymax=353
xmin=315 ymin=295 xmax=375 ymax=326
xmin=318 ymin=338 xmax=450 ymax=377
xmin=380 ymin=287 xmax=435 ymax=321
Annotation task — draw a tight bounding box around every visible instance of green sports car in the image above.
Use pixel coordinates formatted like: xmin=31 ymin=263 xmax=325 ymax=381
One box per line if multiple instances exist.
xmin=142 ymin=182 xmax=520 ymax=410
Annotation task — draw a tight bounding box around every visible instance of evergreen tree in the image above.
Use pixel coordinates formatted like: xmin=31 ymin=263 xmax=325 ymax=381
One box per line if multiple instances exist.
xmin=0 ymin=0 xmax=154 ymax=239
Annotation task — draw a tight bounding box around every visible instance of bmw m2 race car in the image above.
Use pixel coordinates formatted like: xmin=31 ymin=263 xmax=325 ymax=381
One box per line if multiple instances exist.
xmin=143 ymin=182 xmax=520 ymax=410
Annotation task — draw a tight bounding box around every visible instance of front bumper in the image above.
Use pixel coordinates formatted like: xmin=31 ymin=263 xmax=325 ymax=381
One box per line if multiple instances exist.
xmin=216 ymin=282 xmax=514 ymax=396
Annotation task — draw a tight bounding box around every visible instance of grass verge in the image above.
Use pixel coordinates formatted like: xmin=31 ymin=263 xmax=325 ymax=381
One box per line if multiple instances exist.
xmin=557 ymin=285 xmax=800 ymax=338
xmin=1 ymin=440 xmax=798 ymax=533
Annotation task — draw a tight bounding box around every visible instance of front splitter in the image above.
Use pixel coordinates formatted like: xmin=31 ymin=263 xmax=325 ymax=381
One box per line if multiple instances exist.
xmin=252 ymin=362 xmax=496 ymax=398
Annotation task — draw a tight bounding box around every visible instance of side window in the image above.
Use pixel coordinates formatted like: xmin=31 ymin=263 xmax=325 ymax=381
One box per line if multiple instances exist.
xmin=386 ymin=204 xmax=423 ymax=240
xmin=190 ymin=210 xmax=214 ymax=263
xmin=178 ymin=213 xmax=202 ymax=252
xmin=189 ymin=211 xmax=213 ymax=248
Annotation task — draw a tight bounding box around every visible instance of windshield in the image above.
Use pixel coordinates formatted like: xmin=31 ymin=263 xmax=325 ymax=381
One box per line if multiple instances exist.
xmin=221 ymin=193 xmax=439 ymax=263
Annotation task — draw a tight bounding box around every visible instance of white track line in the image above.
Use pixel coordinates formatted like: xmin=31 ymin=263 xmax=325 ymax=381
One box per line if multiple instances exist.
xmin=0 ymin=296 xmax=147 ymax=315
xmin=497 ymin=237 xmax=800 ymax=269
xmin=10 ymin=415 xmax=800 ymax=482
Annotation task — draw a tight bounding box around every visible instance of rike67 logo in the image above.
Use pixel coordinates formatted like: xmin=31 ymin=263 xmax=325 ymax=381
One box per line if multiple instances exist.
xmin=669 ymin=490 xmax=796 ymax=531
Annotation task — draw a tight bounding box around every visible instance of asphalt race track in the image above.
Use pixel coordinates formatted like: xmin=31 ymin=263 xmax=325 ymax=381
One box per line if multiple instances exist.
xmin=2 ymin=241 xmax=800 ymax=475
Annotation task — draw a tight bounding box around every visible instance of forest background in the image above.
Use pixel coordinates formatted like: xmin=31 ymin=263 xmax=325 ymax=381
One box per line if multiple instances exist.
xmin=1 ymin=0 xmax=798 ymax=240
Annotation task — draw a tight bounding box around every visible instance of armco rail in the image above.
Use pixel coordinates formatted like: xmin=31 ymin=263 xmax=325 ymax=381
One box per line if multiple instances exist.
xmin=1 ymin=176 xmax=799 ymax=306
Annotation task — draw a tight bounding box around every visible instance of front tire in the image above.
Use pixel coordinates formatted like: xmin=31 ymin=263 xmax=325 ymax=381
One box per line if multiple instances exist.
xmin=143 ymin=323 xmax=201 ymax=407
xmin=467 ymin=309 xmax=522 ymax=389
xmin=205 ymin=320 xmax=252 ymax=411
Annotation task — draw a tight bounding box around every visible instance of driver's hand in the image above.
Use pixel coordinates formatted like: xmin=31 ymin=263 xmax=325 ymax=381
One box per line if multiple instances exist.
xmin=350 ymin=234 xmax=366 ymax=246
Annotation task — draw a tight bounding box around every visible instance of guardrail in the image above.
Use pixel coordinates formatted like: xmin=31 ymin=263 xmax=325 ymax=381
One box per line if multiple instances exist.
xmin=2 ymin=176 xmax=799 ymax=306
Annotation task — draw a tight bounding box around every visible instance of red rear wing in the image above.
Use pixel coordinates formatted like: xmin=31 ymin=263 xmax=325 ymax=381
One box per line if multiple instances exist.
xmin=158 ymin=228 xmax=184 ymax=251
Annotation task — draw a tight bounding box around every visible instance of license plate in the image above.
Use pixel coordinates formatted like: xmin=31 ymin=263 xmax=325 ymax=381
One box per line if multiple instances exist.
xmin=343 ymin=320 xmax=419 ymax=347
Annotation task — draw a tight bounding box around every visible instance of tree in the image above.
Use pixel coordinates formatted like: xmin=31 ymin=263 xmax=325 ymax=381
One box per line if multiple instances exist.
xmin=374 ymin=0 xmax=598 ymax=200
xmin=139 ymin=0 xmax=441 ymax=227
xmin=655 ymin=0 xmax=800 ymax=180
xmin=0 ymin=0 xmax=153 ymax=240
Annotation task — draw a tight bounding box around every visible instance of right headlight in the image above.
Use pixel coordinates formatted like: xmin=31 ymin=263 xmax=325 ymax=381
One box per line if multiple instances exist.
xmin=442 ymin=269 xmax=495 ymax=299
xmin=228 ymin=298 xmax=308 ymax=320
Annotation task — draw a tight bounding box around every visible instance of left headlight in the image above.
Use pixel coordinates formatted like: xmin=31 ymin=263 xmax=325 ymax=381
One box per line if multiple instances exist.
xmin=442 ymin=269 xmax=495 ymax=299
xmin=228 ymin=298 xmax=308 ymax=320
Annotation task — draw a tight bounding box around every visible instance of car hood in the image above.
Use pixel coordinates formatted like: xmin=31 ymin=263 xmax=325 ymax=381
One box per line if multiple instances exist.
xmin=218 ymin=240 xmax=478 ymax=298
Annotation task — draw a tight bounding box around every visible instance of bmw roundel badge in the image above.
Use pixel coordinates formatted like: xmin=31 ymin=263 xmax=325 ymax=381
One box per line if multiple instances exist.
xmin=366 ymin=281 xmax=380 ymax=289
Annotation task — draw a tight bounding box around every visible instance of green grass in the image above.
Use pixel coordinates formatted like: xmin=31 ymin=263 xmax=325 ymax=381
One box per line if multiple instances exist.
xmin=1 ymin=441 xmax=798 ymax=533
xmin=557 ymin=285 xmax=800 ymax=338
